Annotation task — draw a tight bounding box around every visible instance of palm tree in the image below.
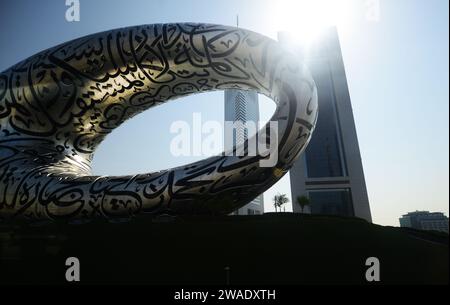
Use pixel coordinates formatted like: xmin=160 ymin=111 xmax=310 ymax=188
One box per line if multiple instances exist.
xmin=296 ymin=195 xmax=310 ymax=213
xmin=273 ymin=193 xmax=289 ymax=212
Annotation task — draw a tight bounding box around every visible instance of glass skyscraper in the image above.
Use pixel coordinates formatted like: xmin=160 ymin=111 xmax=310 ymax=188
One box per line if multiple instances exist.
xmin=279 ymin=28 xmax=372 ymax=221
xmin=224 ymin=89 xmax=264 ymax=215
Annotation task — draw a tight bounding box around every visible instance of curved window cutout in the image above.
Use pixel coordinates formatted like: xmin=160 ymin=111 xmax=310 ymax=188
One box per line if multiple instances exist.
xmin=91 ymin=91 xmax=276 ymax=176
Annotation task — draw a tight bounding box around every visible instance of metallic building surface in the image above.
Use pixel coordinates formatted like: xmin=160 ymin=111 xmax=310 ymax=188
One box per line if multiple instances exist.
xmin=0 ymin=23 xmax=317 ymax=221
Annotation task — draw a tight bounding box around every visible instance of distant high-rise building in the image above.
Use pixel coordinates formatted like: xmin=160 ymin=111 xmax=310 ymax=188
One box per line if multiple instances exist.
xmin=224 ymin=89 xmax=264 ymax=215
xmin=279 ymin=28 xmax=372 ymax=222
xmin=399 ymin=211 xmax=449 ymax=233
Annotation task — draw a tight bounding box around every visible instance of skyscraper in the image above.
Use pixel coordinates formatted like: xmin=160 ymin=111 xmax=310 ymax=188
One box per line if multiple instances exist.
xmin=279 ymin=28 xmax=372 ymax=222
xmin=224 ymin=89 xmax=264 ymax=215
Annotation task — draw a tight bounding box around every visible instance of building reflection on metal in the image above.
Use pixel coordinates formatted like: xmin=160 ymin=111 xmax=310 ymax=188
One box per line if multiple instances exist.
xmin=0 ymin=23 xmax=317 ymax=222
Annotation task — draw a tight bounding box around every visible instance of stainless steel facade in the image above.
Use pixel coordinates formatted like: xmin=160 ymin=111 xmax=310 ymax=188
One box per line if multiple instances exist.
xmin=280 ymin=28 xmax=372 ymax=222
xmin=0 ymin=23 xmax=317 ymax=221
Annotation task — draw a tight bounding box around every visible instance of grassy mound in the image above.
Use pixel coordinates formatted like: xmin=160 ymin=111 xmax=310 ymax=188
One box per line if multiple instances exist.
xmin=0 ymin=213 xmax=448 ymax=284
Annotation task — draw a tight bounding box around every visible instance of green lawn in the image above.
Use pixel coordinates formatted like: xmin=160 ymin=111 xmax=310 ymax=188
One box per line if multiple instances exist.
xmin=0 ymin=213 xmax=448 ymax=284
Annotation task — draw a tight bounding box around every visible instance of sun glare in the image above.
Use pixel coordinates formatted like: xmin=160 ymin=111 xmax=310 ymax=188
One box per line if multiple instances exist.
xmin=271 ymin=0 xmax=353 ymax=47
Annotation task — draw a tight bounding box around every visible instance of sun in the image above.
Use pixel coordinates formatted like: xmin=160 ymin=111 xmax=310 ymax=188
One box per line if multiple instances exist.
xmin=270 ymin=0 xmax=353 ymax=47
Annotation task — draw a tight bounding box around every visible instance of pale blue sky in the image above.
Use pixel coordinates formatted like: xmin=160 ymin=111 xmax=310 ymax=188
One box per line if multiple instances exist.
xmin=0 ymin=0 xmax=448 ymax=226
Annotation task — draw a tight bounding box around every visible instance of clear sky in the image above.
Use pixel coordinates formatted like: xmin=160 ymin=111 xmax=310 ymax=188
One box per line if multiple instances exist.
xmin=0 ymin=0 xmax=448 ymax=226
